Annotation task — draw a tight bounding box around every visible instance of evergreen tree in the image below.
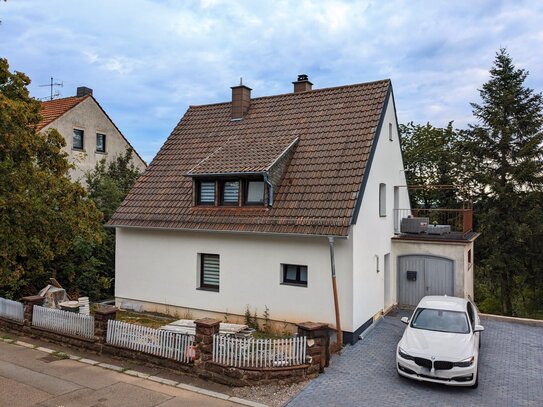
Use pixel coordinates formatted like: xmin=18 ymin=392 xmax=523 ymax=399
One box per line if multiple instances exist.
xmin=466 ymin=49 xmax=543 ymax=316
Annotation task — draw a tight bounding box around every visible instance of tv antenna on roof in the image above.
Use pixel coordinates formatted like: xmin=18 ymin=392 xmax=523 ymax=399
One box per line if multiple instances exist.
xmin=39 ymin=77 xmax=63 ymax=100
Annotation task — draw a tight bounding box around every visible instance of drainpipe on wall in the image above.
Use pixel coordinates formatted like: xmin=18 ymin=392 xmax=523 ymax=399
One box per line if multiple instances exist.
xmin=328 ymin=236 xmax=343 ymax=347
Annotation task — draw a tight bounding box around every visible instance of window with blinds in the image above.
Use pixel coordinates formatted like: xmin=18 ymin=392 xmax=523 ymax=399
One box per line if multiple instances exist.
xmin=222 ymin=181 xmax=239 ymax=204
xmin=200 ymin=254 xmax=220 ymax=290
xmin=199 ymin=181 xmax=215 ymax=204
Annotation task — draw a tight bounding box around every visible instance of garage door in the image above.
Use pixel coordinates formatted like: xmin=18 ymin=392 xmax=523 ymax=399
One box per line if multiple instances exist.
xmin=398 ymin=255 xmax=454 ymax=307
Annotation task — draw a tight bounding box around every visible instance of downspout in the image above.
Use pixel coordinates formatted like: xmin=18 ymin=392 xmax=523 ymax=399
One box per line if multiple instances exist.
xmin=328 ymin=237 xmax=343 ymax=347
xmin=263 ymin=172 xmax=273 ymax=206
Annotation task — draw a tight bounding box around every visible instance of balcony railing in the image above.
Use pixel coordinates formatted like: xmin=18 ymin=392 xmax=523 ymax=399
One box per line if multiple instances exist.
xmin=394 ymin=208 xmax=473 ymax=236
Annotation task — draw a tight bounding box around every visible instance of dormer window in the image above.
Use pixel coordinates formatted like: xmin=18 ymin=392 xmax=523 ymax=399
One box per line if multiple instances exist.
xmin=222 ymin=180 xmax=240 ymax=204
xmin=198 ymin=181 xmax=216 ymax=205
xmin=246 ymin=180 xmax=265 ymax=204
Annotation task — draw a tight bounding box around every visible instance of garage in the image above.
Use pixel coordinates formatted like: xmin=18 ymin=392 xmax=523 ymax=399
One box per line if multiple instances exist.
xmin=398 ymin=255 xmax=454 ymax=307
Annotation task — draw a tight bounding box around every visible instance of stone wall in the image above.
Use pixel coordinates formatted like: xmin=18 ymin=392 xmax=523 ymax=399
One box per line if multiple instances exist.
xmin=0 ymin=298 xmax=330 ymax=387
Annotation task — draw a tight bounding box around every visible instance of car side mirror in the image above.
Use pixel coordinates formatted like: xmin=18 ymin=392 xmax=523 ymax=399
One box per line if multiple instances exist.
xmin=401 ymin=317 xmax=409 ymax=325
xmin=474 ymin=324 xmax=485 ymax=332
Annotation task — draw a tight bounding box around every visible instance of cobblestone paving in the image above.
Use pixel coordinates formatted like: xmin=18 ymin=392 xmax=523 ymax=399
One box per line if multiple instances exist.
xmin=288 ymin=311 xmax=543 ymax=407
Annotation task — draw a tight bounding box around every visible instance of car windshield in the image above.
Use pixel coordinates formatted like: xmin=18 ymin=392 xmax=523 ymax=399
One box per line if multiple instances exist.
xmin=411 ymin=308 xmax=470 ymax=334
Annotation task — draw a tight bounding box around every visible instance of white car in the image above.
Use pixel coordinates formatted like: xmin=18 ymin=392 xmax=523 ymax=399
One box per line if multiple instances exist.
xmin=396 ymin=296 xmax=484 ymax=387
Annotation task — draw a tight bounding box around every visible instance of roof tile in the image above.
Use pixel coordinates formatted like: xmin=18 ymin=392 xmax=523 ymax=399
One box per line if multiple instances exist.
xmin=109 ymin=79 xmax=391 ymax=236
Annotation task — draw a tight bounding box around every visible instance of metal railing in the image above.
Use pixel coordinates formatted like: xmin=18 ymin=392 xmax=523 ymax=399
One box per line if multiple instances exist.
xmin=0 ymin=297 xmax=24 ymax=323
xmin=32 ymin=305 xmax=94 ymax=339
xmin=106 ymin=320 xmax=195 ymax=364
xmin=394 ymin=208 xmax=473 ymax=235
xmin=212 ymin=335 xmax=307 ymax=368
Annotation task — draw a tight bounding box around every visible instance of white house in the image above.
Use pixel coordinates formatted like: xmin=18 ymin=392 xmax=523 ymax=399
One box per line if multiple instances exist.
xmin=38 ymin=87 xmax=147 ymax=184
xmin=109 ymin=75 xmax=477 ymax=344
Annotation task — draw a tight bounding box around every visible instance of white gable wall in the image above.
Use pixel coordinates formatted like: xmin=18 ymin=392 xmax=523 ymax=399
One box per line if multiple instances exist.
xmin=115 ymin=228 xmax=354 ymax=332
xmin=351 ymin=93 xmax=410 ymax=332
xmin=41 ymin=98 xmax=146 ymax=184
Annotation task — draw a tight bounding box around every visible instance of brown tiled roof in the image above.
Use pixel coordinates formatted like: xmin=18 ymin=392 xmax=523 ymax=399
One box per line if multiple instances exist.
xmin=187 ymin=133 xmax=298 ymax=175
xmin=37 ymin=96 xmax=89 ymax=130
xmin=109 ymin=79 xmax=392 ymax=236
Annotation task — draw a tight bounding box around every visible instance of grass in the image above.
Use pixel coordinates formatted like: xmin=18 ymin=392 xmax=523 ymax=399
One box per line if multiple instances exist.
xmin=0 ymin=334 xmax=13 ymax=340
xmin=116 ymin=311 xmax=177 ymax=329
xmin=52 ymin=350 xmax=69 ymax=360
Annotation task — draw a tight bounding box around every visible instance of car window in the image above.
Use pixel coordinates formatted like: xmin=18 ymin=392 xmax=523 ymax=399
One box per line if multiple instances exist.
xmin=410 ymin=308 xmax=470 ymax=334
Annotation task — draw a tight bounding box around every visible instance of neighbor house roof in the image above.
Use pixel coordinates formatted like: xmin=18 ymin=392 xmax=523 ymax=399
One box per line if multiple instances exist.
xmin=37 ymin=95 xmax=147 ymax=167
xmin=108 ymin=79 xmax=392 ymax=236
xmin=38 ymin=96 xmax=89 ymax=130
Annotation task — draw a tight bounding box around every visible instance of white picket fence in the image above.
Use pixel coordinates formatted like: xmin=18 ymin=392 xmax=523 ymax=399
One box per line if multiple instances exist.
xmin=0 ymin=297 xmax=24 ymax=322
xmin=32 ymin=305 xmax=94 ymax=339
xmin=106 ymin=320 xmax=195 ymax=364
xmin=212 ymin=335 xmax=307 ymax=368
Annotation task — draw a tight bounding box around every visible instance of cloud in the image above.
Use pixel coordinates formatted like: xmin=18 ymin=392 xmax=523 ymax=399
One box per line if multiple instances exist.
xmin=0 ymin=0 xmax=542 ymax=163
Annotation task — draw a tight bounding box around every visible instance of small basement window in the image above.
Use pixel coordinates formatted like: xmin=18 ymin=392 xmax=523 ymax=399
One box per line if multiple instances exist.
xmin=282 ymin=264 xmax=308 ymax=287
xmin=222 ymin=180 xmax=240 ymax=204
xmin=198 ymin=181 xmax=216 ymax=205
xmin=200 ymin=253 xmax=220 ymax=291
xmin=96 ymin=133 xmax=106 ymax=153
xmin=73 ymin=129 xmax=84 ymax=150
xmin=245 ymin=180 xmax=265 ymax=204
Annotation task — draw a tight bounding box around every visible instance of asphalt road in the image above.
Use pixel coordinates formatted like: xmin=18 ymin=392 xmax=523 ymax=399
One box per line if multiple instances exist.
xmin=0 ymin=340 xmax=241 ymax=407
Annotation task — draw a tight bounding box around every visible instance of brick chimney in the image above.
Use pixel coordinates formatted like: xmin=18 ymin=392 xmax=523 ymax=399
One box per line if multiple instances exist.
xmin=77 ymin=86 xmax=93 ymax=97
xmin=231 ymin=79 xmax=251 ymax=120
xmin=293 ymin=74 xmax=313 ymax=93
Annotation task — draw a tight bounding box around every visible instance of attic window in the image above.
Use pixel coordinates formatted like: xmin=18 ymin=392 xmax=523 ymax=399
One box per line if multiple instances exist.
xmin=198 ymin=181 xmax=216 ymax=205
xmin=246 ymin=181 xmax=265 ymax=204
xmin=222 ymin=180 xmax=240 ymax=204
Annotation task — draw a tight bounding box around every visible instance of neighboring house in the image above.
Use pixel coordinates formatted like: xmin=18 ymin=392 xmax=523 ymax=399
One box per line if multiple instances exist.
xmin=38 ymin=87 xmax=147 ymax=183
xmin=109 ymin=75 xmax=477 ymax=344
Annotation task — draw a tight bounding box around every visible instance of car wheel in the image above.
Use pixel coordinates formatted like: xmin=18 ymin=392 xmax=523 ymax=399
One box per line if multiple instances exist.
xmin=479 ymin=334 xmax=482 ymax=349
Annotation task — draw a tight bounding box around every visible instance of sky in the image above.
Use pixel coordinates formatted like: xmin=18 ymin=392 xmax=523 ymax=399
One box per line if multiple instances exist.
xmin=1 ymin=0 xmax=542 ymax=163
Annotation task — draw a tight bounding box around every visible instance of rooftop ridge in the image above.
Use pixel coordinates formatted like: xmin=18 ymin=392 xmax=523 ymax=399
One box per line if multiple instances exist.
xmin=189 ymin=78 xmax=391 ymax=109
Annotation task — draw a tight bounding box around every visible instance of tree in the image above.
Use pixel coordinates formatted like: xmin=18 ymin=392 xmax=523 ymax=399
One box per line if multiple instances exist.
xmin=0 ymin=58 xmax=103 ymax=298
xmin=85 ymin=149 xmax=142 ymax=298
xmin=465 ymin=49 xmax=543 ymax=316
xmin=399 ymin=122 xmax=463 ymax=208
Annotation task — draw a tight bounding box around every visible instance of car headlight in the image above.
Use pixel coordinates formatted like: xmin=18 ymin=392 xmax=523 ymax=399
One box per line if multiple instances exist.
xmin=453 ymin=356 xmax=474 ymax=367
xmin=398 ymin=347 xmax=414 ymax=361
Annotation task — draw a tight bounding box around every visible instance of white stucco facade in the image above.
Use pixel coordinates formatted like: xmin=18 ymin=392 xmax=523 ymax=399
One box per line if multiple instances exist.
xmin=116 ymin=227 xmax=354 ymax=331
xmin=41 ymin=97 xmax=146 ymax=184
xmin=350 ymin=93 xmax=410 ymax=332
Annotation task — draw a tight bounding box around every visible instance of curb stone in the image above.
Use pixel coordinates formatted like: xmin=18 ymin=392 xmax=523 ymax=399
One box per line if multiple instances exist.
xmin=4 ymin=338 xmax=270 ymax=407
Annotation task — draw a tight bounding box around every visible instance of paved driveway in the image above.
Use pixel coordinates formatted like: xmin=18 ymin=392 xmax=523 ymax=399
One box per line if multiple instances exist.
xmin=288 ymin=311 xmax=543 ymax=407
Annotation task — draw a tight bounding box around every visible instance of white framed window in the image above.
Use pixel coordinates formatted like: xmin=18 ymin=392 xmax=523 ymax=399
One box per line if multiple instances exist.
xmin=199 ymin=253 xmax=220 ymax=291
xmin=379 ymin=183 xmax=387 ymax=217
